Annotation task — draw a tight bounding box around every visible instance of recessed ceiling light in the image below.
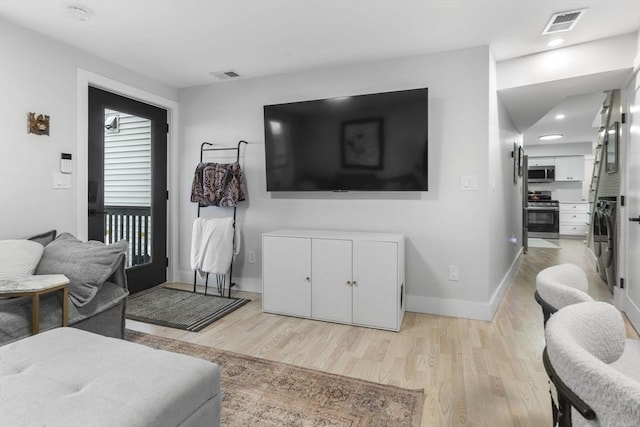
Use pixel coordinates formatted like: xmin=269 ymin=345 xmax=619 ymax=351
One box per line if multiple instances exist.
xmin=547 ymin=38 xmax=565 ymax=47
xmin=539 ymin=134 xmax=563 ymax=141
xmin=67 ymin=5 xmax=91 ymax=21
xmin=329 ymin=96 xmax=352 ymax=102
xmin=555 ymin=113 xmax=566 ymax=120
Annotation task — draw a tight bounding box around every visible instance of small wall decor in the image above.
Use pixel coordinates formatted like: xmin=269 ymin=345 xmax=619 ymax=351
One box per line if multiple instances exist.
xmin=27 ymin=112 xmax=50 ymax=136
xmin=512 ymin=142 xmax=518 ymax=184
xmin=518 ymin=145 xmax=524 ymax=177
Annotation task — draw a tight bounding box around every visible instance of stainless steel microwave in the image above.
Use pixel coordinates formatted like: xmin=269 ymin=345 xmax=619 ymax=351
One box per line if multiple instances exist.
xmin=528 ymin=165 xmax=555 ymax=183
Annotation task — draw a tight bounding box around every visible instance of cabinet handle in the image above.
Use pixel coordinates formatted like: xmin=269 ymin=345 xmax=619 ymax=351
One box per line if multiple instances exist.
xmin=352 ymin=281 xmax=357 ymax=286
xmin=346 ymin=280 xmax=352 ymax=285
xmin=305 ymin=277 xmax=310 ymax=281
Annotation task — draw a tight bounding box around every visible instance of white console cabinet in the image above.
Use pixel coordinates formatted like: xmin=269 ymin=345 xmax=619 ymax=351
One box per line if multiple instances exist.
xmin=262 ymin=229 xmax=405 ymax=331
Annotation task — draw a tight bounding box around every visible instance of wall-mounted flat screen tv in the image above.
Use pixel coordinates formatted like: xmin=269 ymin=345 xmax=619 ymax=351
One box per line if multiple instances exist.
xmin=264 ymin=88 xmax=428 ymax=191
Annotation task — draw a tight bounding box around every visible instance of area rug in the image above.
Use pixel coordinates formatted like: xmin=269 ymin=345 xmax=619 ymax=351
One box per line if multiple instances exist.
xmin=126 ymin=330 xmax=424 ymax=426
xmin=528 ymin=238 xmax=561 ymax=249
xmin=126 ymin=286 xmax=249 ymax=331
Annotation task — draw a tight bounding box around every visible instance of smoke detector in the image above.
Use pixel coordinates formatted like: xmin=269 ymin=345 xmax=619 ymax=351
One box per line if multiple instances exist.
xmin=542 ymin=9 xmax=587 ymax=34
xmin=209 ymin=70 xmax=242 ymax=80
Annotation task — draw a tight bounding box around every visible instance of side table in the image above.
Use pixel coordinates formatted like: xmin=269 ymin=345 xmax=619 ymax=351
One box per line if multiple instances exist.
xmin=0 ymin=274 xmax=70 ymax=334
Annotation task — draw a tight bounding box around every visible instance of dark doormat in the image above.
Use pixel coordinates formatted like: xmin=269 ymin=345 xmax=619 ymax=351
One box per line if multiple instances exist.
xmin=126 ymin=286 xmax=250 ymax=331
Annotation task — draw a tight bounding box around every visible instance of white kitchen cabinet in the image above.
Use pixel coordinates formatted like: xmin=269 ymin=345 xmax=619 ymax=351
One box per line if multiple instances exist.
xmin=529 ymin=157 xmax=555 ymax=167
xmin=559 ymin=202 xmax=589 ymax=237
xmin=555 ymin=156 xmax=584 ymax=181
xmin=262 ymin=229 xmax=405 ymax=331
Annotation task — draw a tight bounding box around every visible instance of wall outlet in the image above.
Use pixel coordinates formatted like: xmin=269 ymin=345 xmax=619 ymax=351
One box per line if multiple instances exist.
xmin=247 ymin=250 xmax=256 ymax=264
xmin=448 ymin=265 xmax=459 ymax=281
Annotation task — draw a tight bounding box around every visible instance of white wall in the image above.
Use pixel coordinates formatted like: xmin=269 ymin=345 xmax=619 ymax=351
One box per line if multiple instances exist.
xmin=0 ymin=19 xmax=522 ymax=320
xmin=179 ymin=46 xmax=521 ymax=320
xmin=0 ymin=18 xmax=177 ymax=239
xmin=488 ymin=51 xmax=523 ymax=303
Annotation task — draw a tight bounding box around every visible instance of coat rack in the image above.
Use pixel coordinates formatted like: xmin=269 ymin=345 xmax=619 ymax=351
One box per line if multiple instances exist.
xmin=193 ymin=139 xmax=247 ymax=298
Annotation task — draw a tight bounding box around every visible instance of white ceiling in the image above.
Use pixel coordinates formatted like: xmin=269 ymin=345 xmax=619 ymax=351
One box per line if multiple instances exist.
xmin=1 ymin=0 xmax=639 ymax=139
xmin=523 ymin=91 xmax=606 ymax=146
xmin=499 ymin=69 xmax=632 ymax=144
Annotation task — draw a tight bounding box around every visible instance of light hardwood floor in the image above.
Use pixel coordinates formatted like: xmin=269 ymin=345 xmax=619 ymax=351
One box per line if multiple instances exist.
xmin=127 ymin=239 xmax=639 ymax=426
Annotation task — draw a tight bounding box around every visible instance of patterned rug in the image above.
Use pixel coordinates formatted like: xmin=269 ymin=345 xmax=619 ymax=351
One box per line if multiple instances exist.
xmin=126 ymin=330 xmax=424 ymax=426
xmin=126 ymin=286 xmax=249 ymax=331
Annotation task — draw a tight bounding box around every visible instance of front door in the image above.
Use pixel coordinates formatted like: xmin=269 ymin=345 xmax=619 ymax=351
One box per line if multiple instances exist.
xmin=88 ymin=87 xmax=167 ymax=293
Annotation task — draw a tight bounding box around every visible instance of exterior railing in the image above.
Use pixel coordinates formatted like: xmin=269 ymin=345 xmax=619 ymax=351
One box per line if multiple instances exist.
xmin=104 ymin=206 xmax=151 ymax=267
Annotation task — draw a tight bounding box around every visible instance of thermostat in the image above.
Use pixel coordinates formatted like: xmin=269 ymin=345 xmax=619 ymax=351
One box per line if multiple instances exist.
xmin=61 ymin=153 xmax=72 ymax=174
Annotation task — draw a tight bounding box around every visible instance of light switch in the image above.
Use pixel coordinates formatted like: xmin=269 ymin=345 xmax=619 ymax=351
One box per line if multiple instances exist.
xmin=53 ymin=172 xmax=71 ymax=189
xmin=461 ymin=175 xmax=478 ymax=191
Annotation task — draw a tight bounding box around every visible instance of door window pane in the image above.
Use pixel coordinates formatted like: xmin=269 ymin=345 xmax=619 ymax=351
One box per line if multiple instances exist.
xmin=103 ymin=109 xmax=152 ymax=267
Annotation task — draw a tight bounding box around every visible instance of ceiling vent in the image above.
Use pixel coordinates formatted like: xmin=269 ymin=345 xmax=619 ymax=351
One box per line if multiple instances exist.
xmin=209 ymin=70 xmax=242 ymax=80
xmin=542 ymin=9 xmax=587 ymax=34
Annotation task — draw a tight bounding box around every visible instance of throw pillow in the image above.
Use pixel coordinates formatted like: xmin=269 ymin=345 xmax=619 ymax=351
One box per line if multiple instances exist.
xmin=35 ymin=233 xmax=128 ymax=307
xmin=0 ymin=240 xmax=45 ymax=281
xmin=25 ymin=230 xmax=57 ymax=246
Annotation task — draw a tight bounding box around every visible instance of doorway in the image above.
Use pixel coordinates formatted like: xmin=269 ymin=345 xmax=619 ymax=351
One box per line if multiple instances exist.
xmin=88 ymin=86 xmax=167 ymax=293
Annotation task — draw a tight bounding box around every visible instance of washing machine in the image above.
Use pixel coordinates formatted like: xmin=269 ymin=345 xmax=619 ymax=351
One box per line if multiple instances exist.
xmin=593 ymin=201 xmax=605 ymax=279
xmin=601 ymin=200 xmax=617 ymax=293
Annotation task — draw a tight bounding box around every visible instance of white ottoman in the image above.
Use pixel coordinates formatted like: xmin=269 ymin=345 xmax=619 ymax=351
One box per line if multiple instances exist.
xmin=0 ymin=327 xmax=221 ymax=427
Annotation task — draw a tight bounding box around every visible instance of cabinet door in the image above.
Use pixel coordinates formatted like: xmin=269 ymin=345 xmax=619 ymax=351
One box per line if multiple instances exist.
xmin=352 ymin=240 xmax=398 ymax=330
xmin=263 ymin=236 xmax=311 ymax=317
xmin=529 ymin=157 xmax=555 ymax=167
xmin=311 ymin=238 xmax=352 ymax=323
xmin=555 ymin=156 xmax=584 ymax=181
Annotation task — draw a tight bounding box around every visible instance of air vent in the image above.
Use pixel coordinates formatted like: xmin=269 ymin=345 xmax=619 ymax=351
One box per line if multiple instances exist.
xmin=209 ymin=69 xmax=242 ymax=80
xmin=542 ymin=9 xmax=587 ymax=34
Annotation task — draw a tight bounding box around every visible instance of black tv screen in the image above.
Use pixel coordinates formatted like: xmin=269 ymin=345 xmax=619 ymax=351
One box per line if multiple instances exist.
xmin=264 ymin=88 xmax=428 ymax=191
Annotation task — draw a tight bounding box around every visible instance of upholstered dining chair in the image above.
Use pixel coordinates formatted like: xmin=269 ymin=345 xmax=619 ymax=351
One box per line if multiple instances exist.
xmin=535 ymin=263 xmax=592 ymax=326
xmin=544 ymin=301 xmax=640 ymax=427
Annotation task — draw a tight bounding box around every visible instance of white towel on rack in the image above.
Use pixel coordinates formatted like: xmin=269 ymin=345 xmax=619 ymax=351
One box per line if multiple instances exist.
xmin=190 ymin=217 xmax=235 ymax=276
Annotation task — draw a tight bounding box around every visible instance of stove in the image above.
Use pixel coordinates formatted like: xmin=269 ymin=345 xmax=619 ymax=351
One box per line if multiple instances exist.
xmin=527 ymin=191 xmax=560 ymax=239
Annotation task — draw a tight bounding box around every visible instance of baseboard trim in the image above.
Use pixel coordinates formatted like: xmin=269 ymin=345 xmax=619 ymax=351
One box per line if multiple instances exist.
xmin=178 ymin=248 xmax=522 ymax=321
xmin=176 ymin=270 xmax=262 ymax=293
xmin=406 ymin=248 xmax=522 ymax=321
